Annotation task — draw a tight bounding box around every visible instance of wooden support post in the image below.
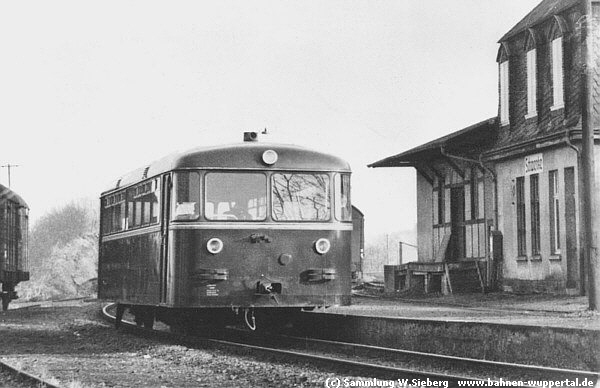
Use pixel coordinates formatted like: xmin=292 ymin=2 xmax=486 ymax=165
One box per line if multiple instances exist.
xmin=398 ymin=242 xmax=403 ymax=265
xmin=475 ymin=261 xmax=485 ymax=294
xmin=444 ymin=263 xmax=453 ymax=294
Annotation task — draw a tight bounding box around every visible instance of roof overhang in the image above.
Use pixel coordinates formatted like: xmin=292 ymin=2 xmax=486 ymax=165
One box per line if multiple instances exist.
xmin=368 ymin=118 xmax=498 ymax=168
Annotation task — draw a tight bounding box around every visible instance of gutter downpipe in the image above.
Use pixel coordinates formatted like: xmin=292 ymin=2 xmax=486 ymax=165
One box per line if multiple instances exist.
xmin=565 ymin=127 xmax=585 ymax=295
xmin=581 ymin=0 xmax=599 ymax=309
xmin=440 ymin=145 xmax=499 ymax=290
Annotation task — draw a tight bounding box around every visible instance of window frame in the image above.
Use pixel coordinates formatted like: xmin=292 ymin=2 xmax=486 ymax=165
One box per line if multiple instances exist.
xmin=101 ymin=190 xmax=126 ymax=235
xmin=204 ymin=171 xmax=268 ymax=222
xmin=171 ymin=170 xmax=201 ymax=222
xmin=126 ymin=177 xmax=161 ymax=230
xmin=516 ymin=176 xmax=527 ymax=257
xmin=530 ymin=174 xmax=541 ymax=256
xmin=551 ymin=37 xmax=564 ymax=111
xmin=271 ymin=172 xmax=332 ymax=222
xmin=526 ymin=48 xmax=538 ymax=118
xmin=334 ymin=173 xmax=352 ymax=222
xmin=499 ymin=60 xmax=510 ymax=125
xmin=549 ymin=170 xmax=561 ymax=254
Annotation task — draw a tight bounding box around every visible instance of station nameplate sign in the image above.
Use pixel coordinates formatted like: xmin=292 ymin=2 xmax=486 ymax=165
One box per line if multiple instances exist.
xmin=525 ymin=153 xmax=543 ymax=175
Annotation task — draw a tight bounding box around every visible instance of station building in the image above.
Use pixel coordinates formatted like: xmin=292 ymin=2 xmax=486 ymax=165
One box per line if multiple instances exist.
xmin=371 ymin=0 xmax=595 ymax=294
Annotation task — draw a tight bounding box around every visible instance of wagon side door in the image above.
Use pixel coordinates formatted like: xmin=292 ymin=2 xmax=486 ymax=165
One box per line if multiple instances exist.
xmin=159 ymin=174 xmax=172 ymax=304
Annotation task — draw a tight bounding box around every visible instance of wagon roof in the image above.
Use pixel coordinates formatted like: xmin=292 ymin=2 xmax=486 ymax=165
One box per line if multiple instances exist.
xmin=103 ymin=142 xmax=351 ymax=194
xmin=0 ymin=184 xmax=28 ymax=208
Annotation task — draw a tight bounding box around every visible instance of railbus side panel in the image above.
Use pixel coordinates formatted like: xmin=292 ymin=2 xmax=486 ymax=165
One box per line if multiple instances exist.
xmin=99 ymin=231 xmax=162 ymax=304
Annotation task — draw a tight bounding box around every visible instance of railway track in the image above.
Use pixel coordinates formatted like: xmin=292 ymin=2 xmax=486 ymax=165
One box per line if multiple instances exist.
xmin=101 ymin=304 xmax=599 ymax=387
xmin=0 ymin=299 xmax=99 ymax=388
xmin=0 ymin=358 xmax=60 ymax=388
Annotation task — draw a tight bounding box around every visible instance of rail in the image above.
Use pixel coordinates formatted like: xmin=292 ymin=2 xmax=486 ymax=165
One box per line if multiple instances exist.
xmin=100 ymin=304 xmax=599 ymax=386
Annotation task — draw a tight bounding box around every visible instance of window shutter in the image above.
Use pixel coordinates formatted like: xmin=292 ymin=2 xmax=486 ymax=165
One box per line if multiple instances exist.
xmin=552 ymin=37 xmax=564 ymax=109
xmin=526 ymin=49 xmax=537 ymax=116
xmin=500 ymin=61 xmax=510 ymax=124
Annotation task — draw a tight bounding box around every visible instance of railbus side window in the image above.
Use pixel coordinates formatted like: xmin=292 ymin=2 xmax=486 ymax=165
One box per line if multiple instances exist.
xmin=172 ymin=171 xmax=201 ymax=221
xmin=334 ymin=174 xmax=351 ymax=221
xmin=272 ymin=173 xmax=330 ymax=221
xmin=126 ymin=178 xmax=161 ymax=229
xmin=102 ymin=191 xmax=126 ymax=234
xmin=205 ymin=173 xmax=267 ymax=221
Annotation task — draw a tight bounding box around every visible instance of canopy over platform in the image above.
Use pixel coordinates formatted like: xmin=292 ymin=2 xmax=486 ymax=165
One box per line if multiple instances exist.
xmin=368 ymin=118 xmax=498 ymax=169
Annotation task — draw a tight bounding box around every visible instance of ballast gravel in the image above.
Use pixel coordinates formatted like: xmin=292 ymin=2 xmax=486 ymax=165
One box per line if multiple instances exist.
xmin=0 ymin=301 xmax=362 ymax=387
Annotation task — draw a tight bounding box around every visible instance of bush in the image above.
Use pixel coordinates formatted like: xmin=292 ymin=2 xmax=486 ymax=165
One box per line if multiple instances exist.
xmin=17 ymin=200 xmax=98 ymax=301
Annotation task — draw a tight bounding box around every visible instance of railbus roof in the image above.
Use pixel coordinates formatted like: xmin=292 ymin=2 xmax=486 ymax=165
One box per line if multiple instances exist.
xmin=103 ymin=142 xmax=351 ymax=195
xmin=0 ymin=184 xmax=28 ymax=208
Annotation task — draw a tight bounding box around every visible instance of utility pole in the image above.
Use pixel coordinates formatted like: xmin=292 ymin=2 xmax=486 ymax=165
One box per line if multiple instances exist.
xmin=0 ymin=164 xmax=18 ymax=188
xmin=581 ymin=0 xmax=600 ymax=310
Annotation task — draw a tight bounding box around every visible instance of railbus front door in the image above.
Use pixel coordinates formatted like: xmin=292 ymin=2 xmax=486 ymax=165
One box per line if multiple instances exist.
xmin=159 ymin=174 xmax=171 ymax=304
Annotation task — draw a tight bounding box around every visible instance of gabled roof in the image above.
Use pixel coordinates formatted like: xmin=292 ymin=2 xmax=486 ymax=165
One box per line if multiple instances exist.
xmin=499 ymin=0 xmax=579 ymax=42
xmin=368 ymin=118 xmax=498 ymax=168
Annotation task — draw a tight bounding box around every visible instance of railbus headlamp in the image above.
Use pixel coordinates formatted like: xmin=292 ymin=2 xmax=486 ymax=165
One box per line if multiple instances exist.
xmin=207 ymin=238 xmax=224 ymax=254
xmin=314 ymin=238 xmax=331 ymax=255
xmin=262 ymin=150 xmax=278 ymax=165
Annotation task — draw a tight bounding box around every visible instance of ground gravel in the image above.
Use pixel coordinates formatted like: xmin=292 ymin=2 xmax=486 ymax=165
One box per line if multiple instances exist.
xmin=0 ymin=301 xmax=362 ymax=387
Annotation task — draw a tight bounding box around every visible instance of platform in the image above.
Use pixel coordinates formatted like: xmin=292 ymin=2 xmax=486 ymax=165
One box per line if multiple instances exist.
xmin=302 ymin=293 xmax=600 ymax=371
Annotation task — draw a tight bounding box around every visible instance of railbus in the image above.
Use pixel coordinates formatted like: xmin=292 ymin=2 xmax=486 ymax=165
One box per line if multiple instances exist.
xmin=98 ymin=132 xmax=352 ymax=330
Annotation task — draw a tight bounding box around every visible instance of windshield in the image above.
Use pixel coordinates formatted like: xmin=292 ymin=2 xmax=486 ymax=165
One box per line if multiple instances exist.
xmin=271 ymin=173 xmax=330 ymax=221
xmin=205 ymin=173 xmax=267 ymax=221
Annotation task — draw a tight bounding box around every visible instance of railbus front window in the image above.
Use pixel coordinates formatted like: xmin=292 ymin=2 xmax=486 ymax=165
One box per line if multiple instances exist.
xmin=172 ymin=171 xmax=200 ymax=221
xmin=334 ymin=173 xmax=351 ymax=221
xmin=272 ymin=173 xmax=330 ymax=221
xmin=205 ymin=173 xmax=267 ymax=221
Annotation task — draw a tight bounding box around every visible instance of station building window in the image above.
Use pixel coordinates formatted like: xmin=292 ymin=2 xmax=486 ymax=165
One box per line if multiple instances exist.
xmin=499 ymin=60 xmax=510 ymax=125
xmin=526 ymin=48 xmax=537 ymax=117
xmin=524 ymin=28 xmax=538 ymax=119
xmin=516 ymin=177 xmax=526 ymax=257
xmin=530 ymin=174 xmax=541 ymax=256
xmin=549 ymin=170 xmax=560 ymax=254
xmin=551 ymin=37 xmax=564 ymax=110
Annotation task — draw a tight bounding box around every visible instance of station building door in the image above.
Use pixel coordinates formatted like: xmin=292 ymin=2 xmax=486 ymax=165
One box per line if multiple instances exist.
xmin=448 ymin=187 xmax=465 ymax=261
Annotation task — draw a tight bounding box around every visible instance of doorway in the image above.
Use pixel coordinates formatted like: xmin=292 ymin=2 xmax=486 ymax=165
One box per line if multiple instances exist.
xmin=448 ymin=187 xmax=466 ymax=261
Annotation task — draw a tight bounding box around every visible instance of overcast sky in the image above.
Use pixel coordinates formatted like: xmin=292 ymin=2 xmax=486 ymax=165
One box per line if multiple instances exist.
xmin=0 ymin=0 xmax=541 ymax=239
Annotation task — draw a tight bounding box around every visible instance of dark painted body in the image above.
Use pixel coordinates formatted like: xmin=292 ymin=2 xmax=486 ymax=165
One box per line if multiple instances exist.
xmin=0 ymin=184 xmax=29 ymax=310
xmin=99 ymin=225 xmax=351 ymax=308
xmin=171 ymin=227 xmax=351 ymax=307
xmin=98 ymin=140 xmax=352 ymax=327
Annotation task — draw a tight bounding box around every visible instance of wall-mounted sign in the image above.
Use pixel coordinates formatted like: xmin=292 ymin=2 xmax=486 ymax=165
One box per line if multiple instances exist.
xmin=525 ymin=153 xmax=543 ymax=175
